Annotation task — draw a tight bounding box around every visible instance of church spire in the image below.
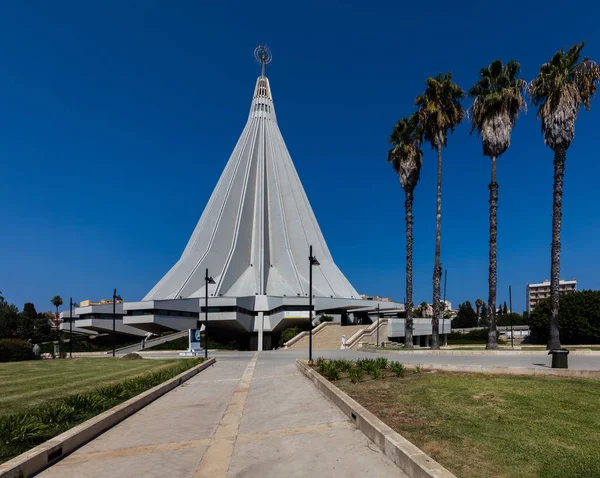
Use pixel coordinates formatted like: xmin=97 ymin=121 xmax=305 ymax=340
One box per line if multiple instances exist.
xmin=254 ymin=44 xmax=272 ymax=78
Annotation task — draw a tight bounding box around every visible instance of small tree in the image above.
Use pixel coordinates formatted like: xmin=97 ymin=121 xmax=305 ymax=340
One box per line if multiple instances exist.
xmin=452 ymin=301 xmax=478 ymax=328
xmin=480 ymin=302 xmax=489 ymax=327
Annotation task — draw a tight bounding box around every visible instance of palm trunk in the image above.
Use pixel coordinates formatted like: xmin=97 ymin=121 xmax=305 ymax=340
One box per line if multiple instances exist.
xmin=431 ymin=145 xmax=443 ymax=349
xmin=404 ymin=189 xmax=414 ymax=348
xmin=487 ymin=157 xmax=499 ymax=350
xmin=548 ymin=146 xmax=566 ymax=350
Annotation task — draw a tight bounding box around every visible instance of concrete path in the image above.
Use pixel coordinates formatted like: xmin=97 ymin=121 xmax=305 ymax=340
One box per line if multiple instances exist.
xmin=140 ymin=348 xmax=600 ymax=370
xmin=39 ymin=352 xmax=404 ymax=478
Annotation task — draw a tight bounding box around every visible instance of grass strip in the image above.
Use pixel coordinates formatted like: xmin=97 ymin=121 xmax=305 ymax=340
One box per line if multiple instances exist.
xmin=311 ymin=358 xmax=600 ymax=478
xmin=0 ymin=358 xmax=203 ymax=463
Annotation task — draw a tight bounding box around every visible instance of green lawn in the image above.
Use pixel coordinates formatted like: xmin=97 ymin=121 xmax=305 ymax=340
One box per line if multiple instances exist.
xmin=0 ymin=358 xmax=182 ymax=416
xmin=333 ymin=370 xmax=600 ymax=477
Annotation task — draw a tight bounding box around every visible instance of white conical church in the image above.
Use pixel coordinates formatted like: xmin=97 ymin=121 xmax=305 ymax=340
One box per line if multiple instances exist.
xmin=143 ymin=73 xmax=358 ymax=302
xmin=71 ymin=47 xmax=403 ymax=350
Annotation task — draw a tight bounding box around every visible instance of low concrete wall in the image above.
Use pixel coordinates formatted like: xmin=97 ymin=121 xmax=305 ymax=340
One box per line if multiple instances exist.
xmin=296 ymin=360 xmax=456 ymax=478
xmin=398 ymin=362 xmax=600 ymax=378
xmin=362 ymin=347 xmax=600 ymax=356
xmin=0 ymin=357 xmax=216 ymax=478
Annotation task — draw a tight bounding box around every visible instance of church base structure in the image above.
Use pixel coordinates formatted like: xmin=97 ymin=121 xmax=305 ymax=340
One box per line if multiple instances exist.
xmin=121 ymin=295 xmax=404 ymax=351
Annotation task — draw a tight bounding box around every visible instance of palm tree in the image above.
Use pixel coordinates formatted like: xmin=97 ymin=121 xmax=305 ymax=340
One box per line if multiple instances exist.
xmin=420 ymin=301 xmax=429 ymax=317
xmin=475 ymin=298 xmax=483 ymax=325
xmin=469 ymin=60 xmax=526 ymax=349
xmin=51 ymin=296 xmax=63 ymax=326
xmin=388 ymin=113 xmax=423 ymax=349
xmin=415 ymin=72 xmax=465 ymax=349
xmin=529 ymin=42 xmax=600 ymax=350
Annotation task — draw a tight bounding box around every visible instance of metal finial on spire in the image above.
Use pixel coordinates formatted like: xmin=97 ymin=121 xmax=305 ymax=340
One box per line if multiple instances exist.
xmin=254 ymin=44 xmax=272 ymax=77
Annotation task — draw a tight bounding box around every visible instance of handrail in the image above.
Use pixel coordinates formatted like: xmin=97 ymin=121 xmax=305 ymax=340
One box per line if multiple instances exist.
xmin=346 ymin=319 xmax=388 ymax=348
xmin=283 ymin=321 xmax=334 ymax=347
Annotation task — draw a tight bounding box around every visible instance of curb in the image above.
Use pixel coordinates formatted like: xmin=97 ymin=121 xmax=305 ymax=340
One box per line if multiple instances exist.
xmin=296 ymin=360 xmax=456 ymax=478
xmin=361 ymin=347 xmax=599 ymax=356
xmin=399 ymin=362 xmax=600 ymax=377
xmin=0 ymin=357 xmax=216 ymax=478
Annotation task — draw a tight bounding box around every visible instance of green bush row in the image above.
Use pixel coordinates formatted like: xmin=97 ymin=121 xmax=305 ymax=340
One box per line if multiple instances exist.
xmin=0 ymin=339 xmax=35 ymax=362
xmin=0 ymin=358 xmax=203 ymax=462
xmin=314 ymin=358 xmax=413 ymax=383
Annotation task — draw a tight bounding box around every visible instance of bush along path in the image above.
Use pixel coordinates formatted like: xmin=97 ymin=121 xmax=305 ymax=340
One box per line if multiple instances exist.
xmin=0 ymin=358 xmax=204 ymax=463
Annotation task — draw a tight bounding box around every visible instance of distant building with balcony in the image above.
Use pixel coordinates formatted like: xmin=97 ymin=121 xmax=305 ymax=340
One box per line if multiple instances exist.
xmin=526 ymin=279 xmax=577 ymax=313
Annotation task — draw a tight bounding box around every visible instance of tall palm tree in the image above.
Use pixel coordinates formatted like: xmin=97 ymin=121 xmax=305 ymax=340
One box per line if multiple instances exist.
xmin=469 ymin=60 xmax=526 ymax=349
xmin=415 ymin=72 xmax=465 ymax=349
xmin=51 ymin=296 xmax=63 ymax=326
xmin=388 ymin=113 xmax=423 ymax=349
xmin=475 ymin=298 xmax=483 ymax=325
xmin=529 ymin=42 xmax=600 ymax=350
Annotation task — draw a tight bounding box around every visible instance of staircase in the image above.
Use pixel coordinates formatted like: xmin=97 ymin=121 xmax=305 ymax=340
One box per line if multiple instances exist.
xmin=116 ymin=330 xmax=188 ymax=355
xmin=345 ymin=319 xmax=388 ymax=349
xmin=284 ymin=323 xmax=365 ymax=350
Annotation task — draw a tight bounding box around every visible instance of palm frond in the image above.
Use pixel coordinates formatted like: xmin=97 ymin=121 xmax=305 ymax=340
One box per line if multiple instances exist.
xmin=529 ymin=41 xmax=600 ymax=148
xmin=468 ymin=59 xmax=527 ymax=157
xmin=387 ymin=113 xmax=423 ymax=192
xmin=414 ymin=72 xmax=465 ymax=149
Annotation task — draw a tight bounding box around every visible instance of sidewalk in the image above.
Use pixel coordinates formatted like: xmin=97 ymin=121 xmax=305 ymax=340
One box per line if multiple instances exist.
xmin=39 ymin=353 xmax=404 ymax=477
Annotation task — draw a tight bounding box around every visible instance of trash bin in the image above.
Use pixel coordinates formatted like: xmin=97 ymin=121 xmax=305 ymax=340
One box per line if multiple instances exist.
xmin=548 ymin=349 xmax=569 ymax=369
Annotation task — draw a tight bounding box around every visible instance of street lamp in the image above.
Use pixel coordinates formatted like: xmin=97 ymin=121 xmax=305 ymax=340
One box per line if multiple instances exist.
xmin=308 ymin=245 xmax=320 ymax=362
xmin=376 ymin=303 xmax=380 ymax=347
xmin=112 ymin=289 xmax=123 ymax=357
xmin=69 ymin=298 xmax=79 ymax=358
xmin=204 ymin=269 xmax=216 ymax=359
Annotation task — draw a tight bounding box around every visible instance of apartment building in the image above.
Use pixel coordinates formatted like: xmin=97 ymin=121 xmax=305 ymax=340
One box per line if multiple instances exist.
xmin=526 ymin=279 xmax=577 ymax=313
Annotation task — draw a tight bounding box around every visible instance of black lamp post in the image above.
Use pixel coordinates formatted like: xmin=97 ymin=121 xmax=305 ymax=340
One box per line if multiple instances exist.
xmin=204 ymin=269 xmax=216 ymax=359
xmin=376 ymin=303 xmax=380 ymax=347
xmin=112 ymin=289 xmax=123 ymax=357
xmin=509 ymin=285 xmax=514 ymax=349
xmin=308 ymin=245 xmax=320 ymax=362
xmin=69 ymin=298 xmax=78 ymax=358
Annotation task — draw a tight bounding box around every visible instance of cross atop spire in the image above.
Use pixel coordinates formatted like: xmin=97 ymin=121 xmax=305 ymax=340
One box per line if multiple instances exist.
xmin=254 ymin=44 xmax=272 ymax=78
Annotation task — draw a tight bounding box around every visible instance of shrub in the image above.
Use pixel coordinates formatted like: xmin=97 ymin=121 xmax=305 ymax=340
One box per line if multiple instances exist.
xmin=448 ymin=328 xmax=501 ymax=344
xmin=315 ymin=357 xmax=325 ymax=367
xmin=375 ymin=357 xmax=388 ymax=370
xmin=356 ymin=358 xmax=375 ymax=372
xmin=121 ymin=353 xmax=143 ymax=360
xmin=389 ymin=361 xmax=405 ymax=377
xmin=0 ymin=414 xmax=43 ymax=445
xmin=348 ymin=364 xmax=363 ymax=383
xmin=319 ymin=315 xmax=334 ymax=322
xmin=279 ymin=327 xmax=301 ymax=346
xmin=371 ymin=367 xmax=385 ymax=379
xmin=36 ymin=403 xmax=76 ymax=425
xmin=331 ymin=359 xmax=353 ymax=373
xmin=322 ymin=362 xmax=340 ymax=381
xmin=0 ymin=339 xmax=35 ymax=362
xmin=414 ymin=364 xmax=423 ymax=374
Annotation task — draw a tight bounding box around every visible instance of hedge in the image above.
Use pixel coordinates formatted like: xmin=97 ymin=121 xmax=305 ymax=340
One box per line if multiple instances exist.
xmin=0 ymin=339 xmax=35 ymax=362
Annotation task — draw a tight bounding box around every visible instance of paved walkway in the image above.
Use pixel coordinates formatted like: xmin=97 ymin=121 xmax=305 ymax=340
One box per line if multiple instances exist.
xmin=39 ymin=353 xmax=404 ymax=478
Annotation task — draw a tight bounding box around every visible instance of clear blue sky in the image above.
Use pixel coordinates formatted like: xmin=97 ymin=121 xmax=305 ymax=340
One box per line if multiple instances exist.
xmin=1 ymin=0 xmax=599 ymax=314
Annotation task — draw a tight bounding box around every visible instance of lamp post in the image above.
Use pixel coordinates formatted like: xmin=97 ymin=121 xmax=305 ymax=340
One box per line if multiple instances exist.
xmin=112 ymin=289 xmax=123 ymax=357
xmin=376 ymin=303 xmax=380 ymax=347
xmin=204 ymin=269 xmax=216 ymax=359
xmin=69 ymin=298 xmax=78 ymax=358
xmin=509 ymin=285 xmax=514 ymax=349
xmin=441 ymin=269 xmax=447 ymax=339
xmin=308 ymin=245 xmax=320 ymax=362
